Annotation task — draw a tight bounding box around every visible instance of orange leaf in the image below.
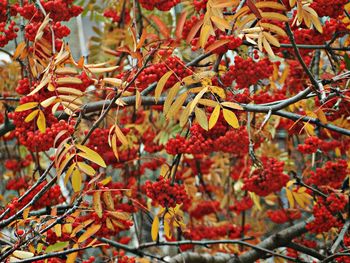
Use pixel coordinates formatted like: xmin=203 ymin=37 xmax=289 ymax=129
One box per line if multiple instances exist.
xmin=78 ymin=224 xmax=101 ymax=243
xmin=175 ymin=11 xmax=187 ymax=39
xmin=150 ymin=15 xmax=170 ymax=38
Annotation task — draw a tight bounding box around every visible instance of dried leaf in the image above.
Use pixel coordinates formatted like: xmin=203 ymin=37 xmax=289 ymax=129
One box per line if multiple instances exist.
xmin=93 ymin=192 xmax=103 ymax=218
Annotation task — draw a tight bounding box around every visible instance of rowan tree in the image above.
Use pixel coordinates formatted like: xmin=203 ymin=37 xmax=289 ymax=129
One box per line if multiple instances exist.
xmin=0 ymin=0 xmax=350 ymax=262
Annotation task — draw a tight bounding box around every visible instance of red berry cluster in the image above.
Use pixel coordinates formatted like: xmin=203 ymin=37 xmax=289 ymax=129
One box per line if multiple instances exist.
xmin=15 ymin=78 xmax=31 ymax=95
xmin=86 ymin=127 xmax=139 ymax=168
xmin=142 ymin=128 xmax=164 ymax=153
xmin=306 ymin=159 xmax=348 ymax=189
xmin=104 ymin=9 xmax=131 ymax=24
xmin=118 ymin=56 xmax=192 ymax=92
xmin=190 ymin=201 xmax=220 ymax=219
xmin=297 ymin=136 xmax=321 ymax=154
xmin=4 ymin=155 xmax=32 ymax=172
xmin=141 ymin=158 xmax=166 ymax=172
xmin=112 ymin=251 xmax=135 ymax=263
xmin=4 ymin=182 xmax=64 ymax=218
xmin=17 ymin=0 xmax=82 ymax=22
xmin=306 ymin=194 xmax=347 ymax=233
xmin=25 ymin=21 xmax=70 ymax=41
xmin=310 ymin=0 xmax=348 ymax=18
xmin=266 ymin=209 xmax=301 ymax=224
xmin=144 ymin=177 xmax=189 ymax=208
xmin=182 ymin=15 xmax=204 ymax=39
xmin=193 ymin=0 xmax=208 ymax=12
xmin=242 ymin=157 xmax=289 ymax=196
xmin=138 ymin=0 xmax=180 ymax=11
xmin=191 ymin=33 xmax=242 ymax=54
xmin=183 ymin=223 xmax=250 ymax=241
xmin=229 ymin=196 xmax=254 ymax=214
xmin=0 ymin=21 xmax=18 ymax=47
xmin=220 ymin=56 xmax=274 ymax=89
xmin=6 ymin=177 xmax=28 ymax=191
xmin=166 ymin=118 xmax=250 ymax=156
xmin=298 ymin=136 xmax=342 ymax=154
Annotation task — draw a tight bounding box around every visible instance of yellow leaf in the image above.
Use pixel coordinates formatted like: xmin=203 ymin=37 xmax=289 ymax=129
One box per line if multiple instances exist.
xmin=316 ymin=109 xmax=328 ymax=124
xmin=76 ymin=144 xmax=107 ymax=168
xmin=209 ymin=86 xmax=226 ymax=99
xmin=46 ymin=241 xmax=69 ymax=253
xmin=106 ymin=217 xmax=115 ymax=231
xmin=23 ymin=207 xmax=31 ymax=220
xmin=164 ymin=82 xmax=180 ymax=115
xmin=151 ymin=216 xmax=159 ymax=241
xmin=93 ymin=192 xmax=103 ymax=218
xmin=221 ymin=101 xmax=243 ymax=110
xmin=78 ymin=224 xmax=101 ymax=243
xmin=37 ymin=111 xmax=46 ymax=133
xmin=71 ymin=219 xmax=94 ymax=237
xmin=66 ymin=244 xmax=79 ymax=263
xmin=56 ymin=77 xmax=83 ymax=85
xmin=77 ymin=162 xmax=96 ymax=176
xmin=286 ymin=189 xmax=295 ymax=208
xmin=166 ymin=92 xmax=188 ymax=119
xmin=249 ymin=192 xmax=262 ymax=211
xmin=108 ymin=211 xmax=130 ymax=221
xmin=164 ymin=219 xmax=172 ymax=238
xmin=13 ymin=42 xmax=26 ymax=60
xmin=55 ymin=67 xmax=78 ymax=75
xmin=223 ymin=108 xmax=239 ymax=129
xmin=256 ymin=1 xmax=286 ymax=10
xmin=64 ymin=163 xmax=76 ymax=185
xmin=114 ymin=125 xmax=128 ymax=146
xmin=261 ymin=12 xmax=289 ymax=22
xmin=56 ymin=87 xmax=84 ymax=96
xmin=303 ymin=122 xmax=315 ymax=136
xmin=54 ymin=224 xmax=62 ymax=237
xmin=24 ymin=110 xmax=39 ymax=123
xmin=71 ymin=168 xmax=82 ymax=192
xmin=29 ymin=76 xmax=49 ymax=95
xmin=210 ymin=16 xmax=231 ymax=31
xmin=15 ymin=102 xmax=38 ymax=112
xmin=262 ymin=31 xmax=280 ymax=47
xmin=12 ymin=251 xmax=34 ymax=259
xmin=195 ymin=107 xmax=208 ymax=131
xmin=200 ymin=23 xmax=212 ymax=48
xmin=189 ymin=87 xmax=208 ymax=114
xmin=102 ymin=77 xmax=123 ymax=87
xmin=111 ymin=134 xmax=119 ymax=160
xmin=155 ymin=71 xmax=173 ymax=103
xmin=102 ymin=191 xmax=115 ymax=210
xmin=40 ymin=96 xmax=57 ymax=108
xmin=209 ymin=104 xmax=221 ymax=129
xmin=263 ymin=37 xmax=275 ymax=57
xmin=179 ymin=102 xmax=192 ymax=127
xmin=87 ymin=65 xmax=119 ymax=74
xmin=198 ymin=99 xmax=218 ymax=107
xmin=260 ymin=23 xmax=287 ymax=36
xmin=293 ymin=192 xmax=306 ymax=208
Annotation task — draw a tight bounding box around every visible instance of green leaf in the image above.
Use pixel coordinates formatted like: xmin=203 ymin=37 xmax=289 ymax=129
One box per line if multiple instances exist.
xmin=45 ymin=241 xmax=69 ymax=253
